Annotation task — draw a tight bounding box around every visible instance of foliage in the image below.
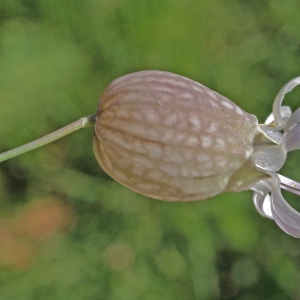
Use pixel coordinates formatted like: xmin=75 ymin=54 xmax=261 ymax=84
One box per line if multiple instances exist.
xmin=0 ymin=0 xmax=300 ymax=299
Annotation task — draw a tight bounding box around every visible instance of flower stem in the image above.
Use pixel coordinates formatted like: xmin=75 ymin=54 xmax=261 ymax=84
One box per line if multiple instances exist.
xmin=0 ymin=114 xmax=97 ymax=163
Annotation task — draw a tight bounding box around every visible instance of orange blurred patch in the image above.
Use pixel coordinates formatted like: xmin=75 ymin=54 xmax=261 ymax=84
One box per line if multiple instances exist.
xmin=16 ymin=197 xmax=74 ymax=241
xmin=0 ymin=197 xmax=75 ymax=270
xmin=0 ymin=221 xmax=37 ymax=270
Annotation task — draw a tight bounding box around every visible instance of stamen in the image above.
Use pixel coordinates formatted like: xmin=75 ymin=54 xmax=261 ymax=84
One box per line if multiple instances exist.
xmin=279 ymin=174 xmax=300 ymax=196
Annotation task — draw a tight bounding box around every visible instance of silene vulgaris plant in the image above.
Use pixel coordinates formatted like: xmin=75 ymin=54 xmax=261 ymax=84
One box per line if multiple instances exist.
xmin=1 ymin=71 xmax=300 ymax=237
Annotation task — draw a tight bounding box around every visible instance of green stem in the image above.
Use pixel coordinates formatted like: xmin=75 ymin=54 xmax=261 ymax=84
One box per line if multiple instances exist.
xmin=0 ymin=114 xmax=97 ymax=163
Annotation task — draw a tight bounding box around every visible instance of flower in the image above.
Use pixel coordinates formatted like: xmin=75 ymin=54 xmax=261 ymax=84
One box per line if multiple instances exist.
xmin=252 ymin=77 xmax=300 ymax=237
xmin=93 ymin=71 xmax=300 ymax=237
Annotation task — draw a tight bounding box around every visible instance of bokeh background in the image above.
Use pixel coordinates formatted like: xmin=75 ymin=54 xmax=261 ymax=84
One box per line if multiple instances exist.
xmin=0 ymin=0 xmax=300 ymax=299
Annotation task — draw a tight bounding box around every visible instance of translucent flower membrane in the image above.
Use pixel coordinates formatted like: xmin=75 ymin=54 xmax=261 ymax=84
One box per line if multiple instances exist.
xmin=1 ymin=71 xmax=300 ymax=237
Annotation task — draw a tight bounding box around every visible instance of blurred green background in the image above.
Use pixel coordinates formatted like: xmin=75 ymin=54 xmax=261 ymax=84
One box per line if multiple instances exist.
xmin=0 ymin=0 xmax=300 ymax=299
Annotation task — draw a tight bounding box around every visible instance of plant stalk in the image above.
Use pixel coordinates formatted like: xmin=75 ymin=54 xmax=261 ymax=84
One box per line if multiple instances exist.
xmin=0 ymin=114 xmax=97 ymax=163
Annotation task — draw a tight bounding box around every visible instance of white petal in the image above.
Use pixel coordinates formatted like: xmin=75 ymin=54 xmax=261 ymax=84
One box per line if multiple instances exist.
xmin=268 ymin=176 xmax=300 ymax=238
xmin=284 ymin=107 xmax=300 ymax=133
xmin=272 ymin=77 xmax=300 ymax=129
xmin=284 ymin=123 xmax=300 ymax=152
xmin=265 ymin=106 xmax=291 ymax=125
xmin=253 ymin=192 xmax=273 ymax=219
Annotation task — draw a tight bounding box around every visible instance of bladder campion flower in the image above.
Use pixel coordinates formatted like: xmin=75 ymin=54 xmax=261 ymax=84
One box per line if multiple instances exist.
xmin=1 ymin=71 xmax=300 ymax=237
